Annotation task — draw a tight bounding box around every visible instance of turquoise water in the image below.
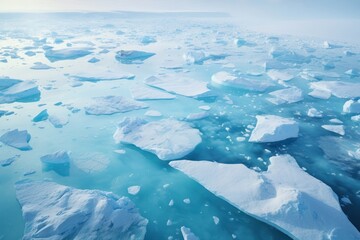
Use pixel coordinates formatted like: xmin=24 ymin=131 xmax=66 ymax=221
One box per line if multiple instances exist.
xmin=0 ymin=12 xmax=359 ymax=239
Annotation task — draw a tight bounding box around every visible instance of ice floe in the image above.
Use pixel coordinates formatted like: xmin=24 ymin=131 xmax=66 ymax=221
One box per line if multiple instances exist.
xmin=321 ymin=125 xmax=345 ymax=136
xmin=307 ymin=108 xmax=323 ymax=118
xmin=41 ymin=151 xmax=70 ymax=164
xmin=343 ymin=99 xmax=360 ymax=113
xmin=130 ymin=84 xmax=176 ymax=100
xmin=0 ymin=129 xmax=31 ymax=150
xmin=73 ymin=152 xmax=110 ymax=173
xmin=181 ymin=226 xmax=199 ymax=240
xmin=170 ymin=155 xmax=360 ymax=240
xmin=115 ymin=50 xmax=155 ymax=64
xmin=267 ymin=70 xmax=294 ymax=82
xmin=267 ymin=87 xmax=303 ymax=105
xmin=113 ymin=118 xmax=201 ymax=160
xmin=32 ymin=109 xmax=49 ymax=122
xmin=85 ymin=96 xmax=148 ymax=115
xmin=310 ymin=81 xmax=360 ymax=98
xmin=15 ymin=180 xmax=148 ymax=240
xmin=249 ymin=115 xmax=299 ymax=142
xmin=70 ymin=72 xmax=135 ymax=82
xmin=211 ymin=71 xmax=273 ymax=92
xmin=30 ymin=62 xmax=53 ymax=70
xmin=0 ymin=80 xmax=40 ymax=104
xmin=144 ymin=75 xmax=211 ymax=98
xmin=45 ymin=47 xmax=93 ymax=62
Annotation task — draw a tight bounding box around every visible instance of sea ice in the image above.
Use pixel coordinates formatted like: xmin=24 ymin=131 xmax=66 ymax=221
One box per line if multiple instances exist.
xmin=30 ymin=62 xmax=53 ymax=70
xmin=144 ymin=76 xmax=211 ymax=98
xmin=343 ymin=99 xmax=360 ymax=113
xmin=145 ymin=110 xmax=162 ymax=117
xmin=0 ymin=129 xmax=31 ymax=150
xmin=49 ymin=114 xmax=69 ymax=128
xmin=15 ymin=180 xmax=148 ymax=240
xmin=73 ymin=152 xmax=110 ymax=173
xmin=45 ymin=47 xmax=93 ymax=62
xmin=85 ymin=96 xmax=148 ymax=115
xmin=321 ymin=125 xmax=345 ymax=136
xmin=180 ymin=226 xmax=199 ymax=240
xmin=310 ymin=81 xmax=360 ymax=98
xmin=269 ymin=47 xmax=311 ymax=64
xmin=266 ymin=70 xmax=294 ymax=82
xmin=0 ymin=155 xmax=18 ymax=167
xmin=307 ymin=108 xmax=323 ymax=118
xmin=140 ymin=36 xmax=156 ymax=45
xmin=211 ymin=71 xmax=273 ymax=92
xmin=40 ymin=151 xmax=70 ymax=164
xmin=130 ymin=84 xmax=176 ymax=100
xmin=32 ymin=109 xmax=49 ymax=122
xmin=170 ymin=155 xmax=360 ymax=240
xmin=128 ymin=185 xmax=141 ymax=195
xmin=70 ymin=72 xmax=135 ymax=82
xmin=267 ymin=87 xmax=303 ymax=105
xmin=249 ymin=115 xmax=299 ymax=142
xmin=0 ymin=80 xmax=40 ymax=104
xmin=115 ymin=50 xmax=155 ymax=64
xmin=113 ymin=118 xmax=201 ymax=160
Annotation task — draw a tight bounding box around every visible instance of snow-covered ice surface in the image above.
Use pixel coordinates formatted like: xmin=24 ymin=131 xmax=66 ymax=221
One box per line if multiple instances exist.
xmin=170 ymin=155 xmax=360 ymax=240
xmin=15 ymin=180 xmax=148 ymax=240
xmin=1 ymin=12 xmax=360 ymax=240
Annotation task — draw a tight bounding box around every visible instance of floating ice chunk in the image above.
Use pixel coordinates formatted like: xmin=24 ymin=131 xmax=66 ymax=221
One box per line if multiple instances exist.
xmin=351 ymin=115 xmax=360 ymax=122
xmin=213 ymin=216 xmax=220 ymax=225
xmin=113 ymin=118 xmax=201 ymax=160
xmin=186 ymin=112 xmax=209 ymax=121
xmin=0 ymin=155 xmax=18 ymax=167
xmin=49 ymin=114 xmax=69 ymax=128
xmin=73 ymin=152 xmax=110 ymax=173
xmin=88 ymin=57 xmax=100 ymax=63
xmin=267 ymin=70 xmax=294 ymax=82
xmin=128 ymin=186 xmax=141 ymax=195
xmin=322 ymin=61 xmax=335 ymax=70
xmin=343 ymin=99 xmax=360 ymax=113
xmin=140 ymin=36 xmax=156 ymax=45
xmin=329 ymin=118 xmax=343 ymax=124
xmin=85 ymin=96 xmax=148 ymax=115
xmin=181 ymin=226 xmax=199 ymax=240
xmin=310 ymin=81 xmax=360 ymax=98
xmin=30 ymin=62 xmax=53 ymax=70
xmin=269 ymin=47 xmax=311 ymax=64
xmin=15 ymin=180 xmax=148 ymax=240
xmin=25 ymin=51 xmax=36 ymax=57
xmin=345 ymin=69 xmax=359 ymax=78
xmin=0 ymin=80 xmax=40 ymax=104
xmin=249 ymin=115 xmax=299 ymax=142
xmin=145 ymin=76 xmax=211 ymax=98
xmin=41 ymin=151 xmax=70 ymax=164
xmin=307 ymin=108 xmax=323 ymax=118
xmin=0 ymin=78 xmax=22 ymax=90
xmin=323 ymin=41 xmax=342 ymax=49
xmin=183 ymin=51 xmax=206 ymax=64
xmin=145 ymin=110 xmax=162 ymax=117
xmin=115 ymin=50 xmax=155 ymax=64
xmin=32 ymin=109 xmax=48 ymax=122
xmin=211 ymin=71 xmax=273 ymax=92
xmin=183 ymin=198 xmax=191 ymax=204
xmin=267 ymin=87 xmax=303 ymax=105
xmin=170 ymin=155 xmax=360 ymax=240
xmin=263 ymin=60 xmax=288 ymax=70
xmin=308 ymin=88 xmax=331 ymax=99
xmin=70 ymin=72 xmax=135 ymax=82
xmin=130 ymin=84 xmax=176 ymax=100
xmin=0 ymin=129 xmax=31 ymax=150
xmin=45 ymin=47 xmax=93 ymax=62
xmin=344 ymin=50 xmax=356 ymax=56
xmin=233 ymin=38 xmax=254 ymax=47
xmin=322 ymin=125 xmax=345 ymax=136
xmin=199 ymin=105 xmax=210 ymax=111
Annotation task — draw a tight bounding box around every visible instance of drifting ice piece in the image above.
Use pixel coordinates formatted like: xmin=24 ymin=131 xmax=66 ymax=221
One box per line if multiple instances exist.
xmin=267 ymin=87 xmax=303 ymax=105
xmin=85 ymin=96 xmax=148 ymax=115
xmin=310 ymin=81 xmax=360 ymax=98
xmin=40 ymin=151 xmax=70 ymax=164
xmin=267 ymin=70 xmax=294 ymax=82
xmin=113 ymin=118 xmax=201 ymax=160
xmin=69 ymin=72 xmax=135 ymax=82
xmin=343 ymin=99 xmax=360 ymax=113
xmin=211 ymin=71 xmax=273 ymax=92
xmin=115 ymin=50 xmax=155 ymax=64
xmin=249 ymin=115 xmax=299 ymax=142
xmin=170 ymin=155 xmax=360 ymax=240
xmin=321 ymin=125 xmax=345 ymax=136
xmin=0 ymin=129 xmax=31 ymax=150
xmin=0 ymin=81 xmax=40 ymax=104
xmin=181 ymin=226 xmax=199 ymax=240
xmin=130 ymin=84 xmax=176 ymax=100
xmin=45 ymin=47 xmax=93 ymax=62
xmin=144 ymin=76 xmax=211 ymax=98
xmin=15 ymin=180 xmax=148 ymax=240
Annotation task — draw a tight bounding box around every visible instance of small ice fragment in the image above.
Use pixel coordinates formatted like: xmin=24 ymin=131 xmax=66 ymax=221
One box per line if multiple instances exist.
xmin=128 ymin=185 xmax=141 ymax=195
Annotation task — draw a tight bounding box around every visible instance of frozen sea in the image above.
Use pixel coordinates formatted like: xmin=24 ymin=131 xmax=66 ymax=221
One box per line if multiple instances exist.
xmin=0 ymin=12 xmax=359 ymax=240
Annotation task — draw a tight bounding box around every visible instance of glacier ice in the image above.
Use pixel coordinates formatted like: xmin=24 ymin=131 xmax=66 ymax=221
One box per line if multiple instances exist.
xmin=170 ymin=155 xmax=360 ymax=240
xmin=85 ymin=96 xmax=148 ymax=115
xmin=15 ymin=180 xmax=148 ymax=240
xmin=113 ymin=117 xmax=202 ymax=160
xmin=0 ymin=129 xmax=31 ymax=150
xmin=249 ymin=115 xmax=299 ymax=142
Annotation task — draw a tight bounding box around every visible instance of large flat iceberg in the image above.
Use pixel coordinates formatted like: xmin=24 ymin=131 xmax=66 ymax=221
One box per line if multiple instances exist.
xmin=170 ymin=155 xmax=360 ymax=240
xmin=249 ymin=115 xmax=299 ymax=142
xmin=15 ymin=180 xmax=148 ymax=240
xmin=113 ymin=118 xmax=202 ymax=160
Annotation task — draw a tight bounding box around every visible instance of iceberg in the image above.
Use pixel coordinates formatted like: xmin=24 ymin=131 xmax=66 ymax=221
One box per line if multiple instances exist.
xmin=211 ymin=71 xmax=273 ymax=92
xmin=45 ymin=47 xmax=93 ymax=62
xmin=170 ymin=155 xmax=360 ymax=240
xmin=144 ymin=76 xmax=211 ymax=98
xmin=115 ymin=50 xmax=155 ymax=64
xmin=249 ymin=115 xmax=299 ymax=142
xmin=267 ymin=87 xmax=303 ymax=105
xmin=310 ymin=81 xmax=360 ymax=98
xmin=130 ymin=84 xmax=176 ymax=100
xmin=343 ymin=99 xmax=360 ymax=113
xmin=85 ymin=96 xmax=148 ymax=115
xmin=15 ymin=180 xmax=148 ymax=240
xmin=0 ymin=129 xmax=31 ymax=150
xmin=113 ymin=118 xmax=202 ymax=160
